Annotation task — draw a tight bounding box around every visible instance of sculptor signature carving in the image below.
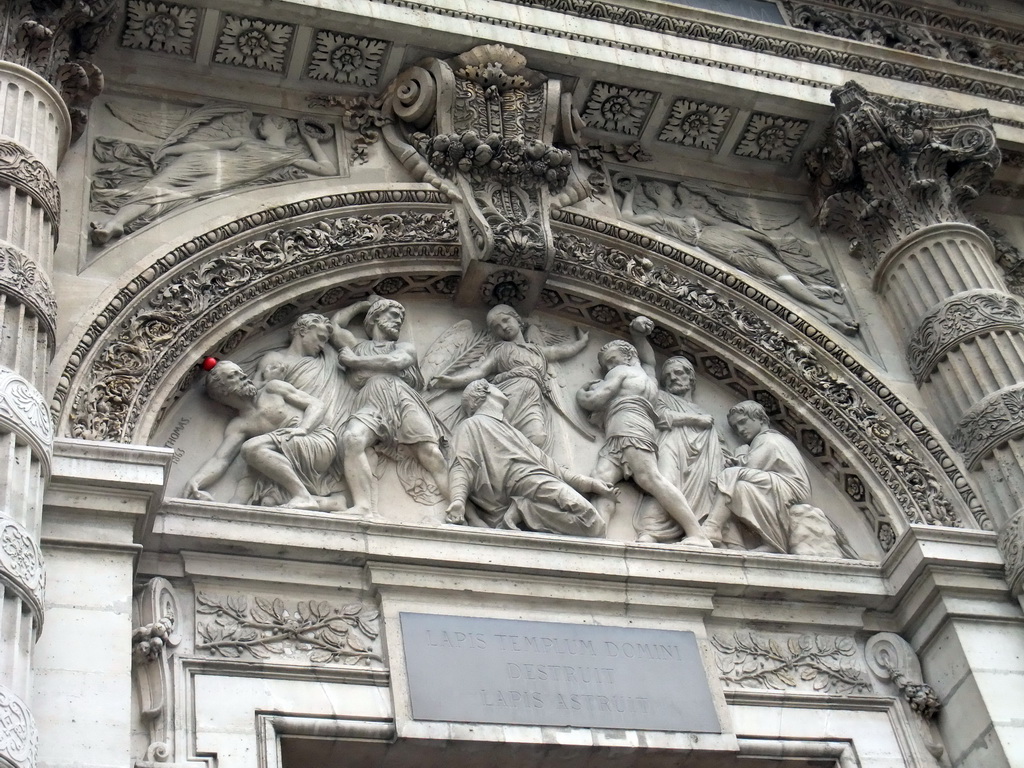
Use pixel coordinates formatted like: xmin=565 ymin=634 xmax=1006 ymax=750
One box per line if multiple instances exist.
xmin=90 ymin=102 xmax=336 ymax=245
xmin=702 ymin=400 xmax=845 ymax=557
xmin=614 ymin=174 xmax=858 ymax=335
xmin=576 ymin=317 xmax=712 ymax=548
xmin=446 ymin=380 xmax=615 ymax=535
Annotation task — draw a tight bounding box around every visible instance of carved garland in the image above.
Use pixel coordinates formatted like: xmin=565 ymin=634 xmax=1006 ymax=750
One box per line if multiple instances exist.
xmin=0 ymin=244 xmax=57 ymax=349
xmin=553 ymin=212 xmax=983 ymax=529
xmin=907 ymin=290 xmax=1024 ymax=385
xmin=865 ymin=632 xmax=941 ymax=720
xmin=0 ymin=684 xmax=37 ymax=768
xmin=710 ymin=631 xmax=871 ymax=694
xmin=951 ymin=384 xmax=1024 ymax=469
xmin=54 ymin=196 xmax=983 ymax=532
xmin=0 ymin=140 xmax=61 ymax=230
xmin=0 ymin=366 xmax=53 ymax=476
xmin=374 ymin=0 xmax=1024 ymax=112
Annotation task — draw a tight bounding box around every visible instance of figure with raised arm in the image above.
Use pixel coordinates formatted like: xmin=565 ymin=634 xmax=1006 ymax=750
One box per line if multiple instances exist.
xmin=576 ymin=317 xmax=713 ymax=548
xmin=332 ymin=297 xmax=449 ymax=514
xmin=186 ymin=361 xmax=342 ymax=510
xmin=446 ymin=380 xmax=616 ymax=536
xmin=429 ymin=304 xmax=590 ymax=451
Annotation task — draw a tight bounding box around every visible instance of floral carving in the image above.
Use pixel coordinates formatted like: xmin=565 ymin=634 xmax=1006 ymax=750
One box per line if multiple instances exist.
xmin=214 ymin=15 xmax=293 ymax=72
xmin=998 ymin=509 xmax=1024 ymax=600
xmin=866 ymin=632 xmax=941 ymax=719
xmin=808 ymin=82 xmax=999 ymax=269
xmin=711 ymin=631 xmax=870 ymax=694
xmin=0 ymin=139 xmax=61 ymax=228
xmin=0 ymin=244 xmax=57 ymax=347
xmin=907 ymin=290 xmax=1024 ymax=385
xmin=0 ymin=685 xmax=37 ymax=768
xmin=552 ymin=224 xmax=982 ymax=531
xmin=307 ymin=31 xmax=388 ymax=86
xmin=310 ymin=94 xmax=388 ymax=164
xmin=196 ymin=594 xmax=382 ymax=665
xmin=951 ymin=385 xmax=1024 ymax=469
xmin=0 ymin=518 xmax=44 ymax=632
xmin=0 ymin=365 xmax=53 ymax=474
xmin=734 ymin=113 xmax=809 ymax=163
xmin=121 ymin=0 xmax=197 ymax=56
xmin=582 ymin=83 xmax=655 ymax=136
xmin=659 ymin=100 xmax=733 ymax=150
xmin=64 ymin=198 xmax=457 ymax=443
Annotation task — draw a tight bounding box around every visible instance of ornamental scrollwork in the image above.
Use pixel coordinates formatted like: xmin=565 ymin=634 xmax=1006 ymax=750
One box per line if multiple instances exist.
xmin=710 ymin=631 xmax=870 ymax=694
xmin=0 ymin=244 xmax=57 ymax=348
xmin=807 ymin=82 xmax=999 ymax=270
xmin=195 ymin=593 xmax=382 ymax=665
xmin=552 ymin=227 xmax=979 ymax=530
xmin=907 ymin=290 xmax=1024 ymax=385
xmin=866 ymin=632 xmax=941 ymax=719
xmin=951 ymin=384 xmax=1024 ymax=469
xmin=0 ymin=366 xmax=53 ymax=474
xmin=0 ymin=685 xmax=37 ymax=768
xmin=66 ymin=202 xmax=458 ymax=443
xmin=0 ymin=519 xmax=45 ymax=633
xmin=997 ymin=510 xmax=1024 ymax=600
xmin=0 ymin=140 xmax=60 ymax=228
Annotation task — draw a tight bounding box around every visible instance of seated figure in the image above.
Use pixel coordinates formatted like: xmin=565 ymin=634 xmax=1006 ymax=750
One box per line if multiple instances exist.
xmin=702 ymin=400 xmax=844 ymax=557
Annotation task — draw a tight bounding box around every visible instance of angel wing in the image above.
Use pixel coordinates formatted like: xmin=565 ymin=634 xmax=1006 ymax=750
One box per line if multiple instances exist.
xmin=524 ymin=321 xmax=596 ymax=441
xmin=183 ymin=110 xmax=257 ymax=144
xmin=678 ymin=179 xmax=802 ymax=232
xmin=105 ymin=101 xmax=195 ymax=140
xmin=419 ymin=320 xmax=492 ymax=401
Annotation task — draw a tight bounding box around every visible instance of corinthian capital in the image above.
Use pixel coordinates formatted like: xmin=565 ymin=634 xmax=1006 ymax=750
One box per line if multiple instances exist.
xmin=807 ymin=81 xmax=1000 ymax=270
xmin=0 ymin=0 xmax=118 ymax=139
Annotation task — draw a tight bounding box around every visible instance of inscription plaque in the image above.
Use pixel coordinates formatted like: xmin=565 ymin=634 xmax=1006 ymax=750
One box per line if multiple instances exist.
xmin=400 ymin=613 xmax=720 ymax=732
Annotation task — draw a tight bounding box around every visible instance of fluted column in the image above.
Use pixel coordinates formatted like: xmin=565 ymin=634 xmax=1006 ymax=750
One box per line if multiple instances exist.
xmin=807 ymin=81 xmax=1024 ymax=595
xmin=0 ymin=3 xmax=114 ymax=767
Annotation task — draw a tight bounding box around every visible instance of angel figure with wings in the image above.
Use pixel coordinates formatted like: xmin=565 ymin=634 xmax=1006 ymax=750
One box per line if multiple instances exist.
xmin=615 ymin=175 xmax=859 ymax=336
xmin=90 ymin=103 xmax=336 ymax=245
xmin=425 ymin=304 xmax=593 ymax=453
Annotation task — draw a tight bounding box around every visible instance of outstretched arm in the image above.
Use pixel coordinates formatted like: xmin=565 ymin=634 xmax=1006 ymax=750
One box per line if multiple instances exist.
xmin=329 ymin=297 xmax=377 ymax=349
xmin=293 ymin=131 xmax=337 ymax=176
xmin=629 ymin=316 xmax=657 ymax=377
xmin=186 ymin=422 xmax=247 ymax=500
xmin=576 ymin=369 xmax=624 ymax=413
xmin=339 ymin=341 xmax=417 ymax=374
xmin=432 ymin=353 xmax=497 ymax=389
xmin=542 ymin=326 xmax=589 ymax=362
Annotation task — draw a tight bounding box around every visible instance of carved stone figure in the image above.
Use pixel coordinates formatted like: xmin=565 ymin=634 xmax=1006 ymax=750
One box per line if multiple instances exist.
xmin=333 ymin=298 xmax=449 ymax=514
xmin=631 ymin=347 xmax=727 ymax=543
xmin=90 ymin=105 xmax=335 ymax=245
xmin=615 ymin=174 xmax=859 ymax=335
xmin=702 ymin=400 xmax=844 ymax=556
xmin=446 ymin=380 xmax=615 ymax=537
xmin=255 ymin=312 xmax=354 ymax=435
xmin=576 ymin=318 xmax=712 ymax=548
xmin=427 ymin=304 xmax=591 ymax=451
xmin=186 ymin=361 xmax=344 ymax=511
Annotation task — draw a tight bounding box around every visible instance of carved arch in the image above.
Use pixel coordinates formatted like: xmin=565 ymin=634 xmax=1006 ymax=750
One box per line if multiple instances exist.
xmin=50 ymin=188 xmax=987 ymax=551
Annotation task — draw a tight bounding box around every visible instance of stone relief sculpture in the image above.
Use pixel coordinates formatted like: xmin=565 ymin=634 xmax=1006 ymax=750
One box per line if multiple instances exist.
xmin=90 ymin=103 xmax=336 ymax=245
xmin=186 ymin=361 xmax=346 ymax=511
xmin=702 ymin=400 xmax=844 ymax=557
xmin=614 ymin=174 xmax=859 ymax=335
xmin=630 ymin=335 xmax=728 ymax=543
xmin=333 ymin=297 xmax=450 ymax=514
xmin=446 ymin=380 xmax=615 ymax=536
xmin=425 ymin=303 xmax=593 ymax=451
xmin=576 ymin=317 xmax=713 ymax=548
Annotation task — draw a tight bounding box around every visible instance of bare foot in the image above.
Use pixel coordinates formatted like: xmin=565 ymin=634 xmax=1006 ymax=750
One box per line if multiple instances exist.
xmin=636 ymin=533 xmax=657 ymax=543
xmin=90 ymin=221 xmax=123 ymax=246
xmin=285 ymin=494 xmax=321 ymax=511
xmin=680 ymin=535 xmax=714 ymax=549
xmin=345 ymin=504 xmax=372 ymax=517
